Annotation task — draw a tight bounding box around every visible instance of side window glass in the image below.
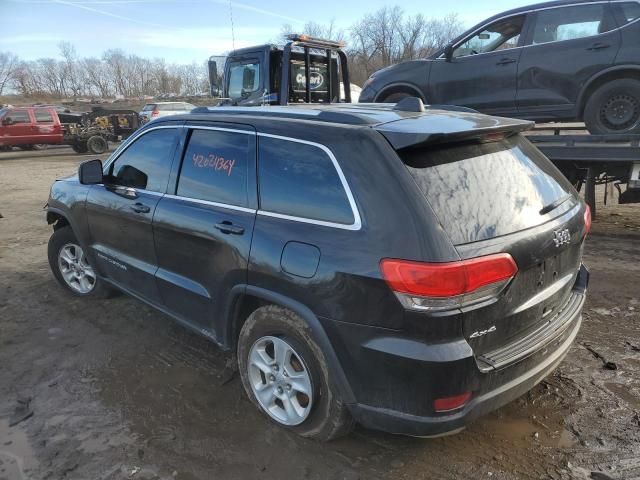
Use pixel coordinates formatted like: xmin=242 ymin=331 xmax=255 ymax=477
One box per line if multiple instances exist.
xmin=35 ymin=110 xmax=54 ymax=122
xmin=8 ymin=110 xmax=30 ymax=124
xmin=454 ymin=15 xmax=525 ymax=58
xmin=532 ymin=5 xmax=607 ymax=45
xmin=177 ymin=129 xmax=250 ymax=206
xmin=108 ymin=128 xmax=177 ymax=192
xmin=258 ymin=137 xmax=355 ymax=225
xmin=227 ymin=61 xmax=261 ymax=100
xmin=620 ymin=2 xmax=640 ymax=24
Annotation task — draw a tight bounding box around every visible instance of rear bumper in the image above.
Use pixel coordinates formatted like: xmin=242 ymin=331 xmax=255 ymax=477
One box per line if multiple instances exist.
xmin=338 ymin=265 xmax=588 ymax=437
xmin=349 ymin=310 xmax=581 ymax=437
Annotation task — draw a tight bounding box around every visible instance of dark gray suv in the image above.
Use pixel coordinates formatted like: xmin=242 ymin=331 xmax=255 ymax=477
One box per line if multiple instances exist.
xmin=359 ymin=0 xmax=640 ymax=134
xmin=46 ymin=102 xmax=590 ymax=440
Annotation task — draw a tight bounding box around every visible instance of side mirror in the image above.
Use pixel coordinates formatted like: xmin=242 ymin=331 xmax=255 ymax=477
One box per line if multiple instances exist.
xmin=78 ymin=159 xmax=103 ymax=185
xmin=2 ymin=117 xmax=13 ymax=126
xmin=208 ymin=59 xmax=219 ymax=96
xmin=444 ymin=44 xmax=454 ymax=62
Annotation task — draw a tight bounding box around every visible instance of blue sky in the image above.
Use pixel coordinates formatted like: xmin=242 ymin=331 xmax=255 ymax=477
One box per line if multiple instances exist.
xmin=3 ymin=0 xmax=533 ymax=63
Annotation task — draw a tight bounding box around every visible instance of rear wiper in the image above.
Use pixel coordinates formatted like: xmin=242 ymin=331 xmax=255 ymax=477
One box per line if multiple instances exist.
xmin=539 ymin=194 xmax=572 ymax=215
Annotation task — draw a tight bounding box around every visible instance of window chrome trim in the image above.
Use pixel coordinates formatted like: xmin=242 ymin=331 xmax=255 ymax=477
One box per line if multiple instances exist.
xmin=256 ymin=132 xmax=363 ymax=231
xmin=164 ymin=194 xmax=256 ymax=214
xmin=185 ymin=125 xmax=257 ymax=135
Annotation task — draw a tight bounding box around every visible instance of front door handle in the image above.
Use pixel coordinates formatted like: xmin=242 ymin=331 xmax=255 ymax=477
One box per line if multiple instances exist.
xmin=214 ymin=221 xmax=245 ymax=235
xmin=587 ymin=43 xmax=610 ymax=51
xmin=130 ymin=202 xmax=150 ymax=213
xmin=496 ymin=58 xmax=516 ymax=66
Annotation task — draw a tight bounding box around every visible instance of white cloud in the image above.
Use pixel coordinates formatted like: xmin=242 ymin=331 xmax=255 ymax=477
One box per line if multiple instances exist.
xmin=2 ymin=34 xmax=64 ymax=44
xmin=133 ymin=26 xmax=278 ymax=53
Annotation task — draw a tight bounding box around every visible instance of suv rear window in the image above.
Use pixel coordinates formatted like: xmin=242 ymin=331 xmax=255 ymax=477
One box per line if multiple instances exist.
xmin=258 ymin=137 xmax=354 ymax=225
xmin=401 ymin=135 xmax=575 ymax=245
xmin=142 ymin=104 xmax=156 ymax=111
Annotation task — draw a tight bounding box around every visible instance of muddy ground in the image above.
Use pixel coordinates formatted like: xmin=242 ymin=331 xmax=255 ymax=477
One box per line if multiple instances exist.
xmin=0 ymin=146 xmax=639 ymax=480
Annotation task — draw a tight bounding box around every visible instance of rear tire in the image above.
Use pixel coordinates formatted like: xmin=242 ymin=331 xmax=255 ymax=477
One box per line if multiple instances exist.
xmin=48 ymin=226 xmax=113 ymax=298
xmin=86 ymin=135 xmax=108 ymax=155
xmin=584 ymin=79 xmax=640 ymax=134
xmin=237 ymin=305 xmax=354 ymax=441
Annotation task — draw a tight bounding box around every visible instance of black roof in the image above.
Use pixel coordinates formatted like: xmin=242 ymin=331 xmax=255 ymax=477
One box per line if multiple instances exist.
xmin=160 ymin=103 xmax=533 ymax=150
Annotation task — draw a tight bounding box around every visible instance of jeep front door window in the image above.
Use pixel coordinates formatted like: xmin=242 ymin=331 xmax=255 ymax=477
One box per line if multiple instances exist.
xmin=227 ymin=61 xmax=260 ymax=102
xmin=454 ymin=15 xmax=525 ymax=58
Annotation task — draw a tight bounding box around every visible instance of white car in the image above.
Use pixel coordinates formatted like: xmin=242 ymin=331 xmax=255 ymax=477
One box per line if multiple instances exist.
xmin=139 ymin=102 xmax=196 ymax=123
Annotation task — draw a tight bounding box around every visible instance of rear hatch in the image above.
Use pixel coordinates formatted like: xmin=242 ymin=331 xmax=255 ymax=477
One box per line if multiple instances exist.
xmin=386 ymin=124 xmax=586 ymax=360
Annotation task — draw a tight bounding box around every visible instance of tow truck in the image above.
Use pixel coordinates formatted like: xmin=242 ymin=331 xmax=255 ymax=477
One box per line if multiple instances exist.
xmin=207 ymin=34 xmax=352 ymax=106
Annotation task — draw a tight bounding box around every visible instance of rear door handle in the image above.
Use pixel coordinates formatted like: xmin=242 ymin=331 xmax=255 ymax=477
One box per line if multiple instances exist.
xmin=130 ymin=202 xmax=150 ymax=213
xmin=587 ymin=43 xmax=610 ymax=51
xmin=214 ymin=221 xmax=245 ymax=235
xmin=496 ymin=58 xmax=516 ymax=66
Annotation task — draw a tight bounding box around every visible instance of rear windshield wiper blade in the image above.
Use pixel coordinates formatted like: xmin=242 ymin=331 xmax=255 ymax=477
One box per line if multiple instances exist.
xmin=539 ymin=194 xmax=573 ymax=215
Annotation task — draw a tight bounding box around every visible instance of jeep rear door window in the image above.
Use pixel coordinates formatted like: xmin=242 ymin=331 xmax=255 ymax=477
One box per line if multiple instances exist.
xmin=258 ymin=137 xmax=354 ymax=225
xmin=108 ymin=128 xmax=177 ymax=193
xmin=177 ymin=129 xmax=250 ymax=206
xmin=454 ymin=15 xmax=525 ymax=57
xmin=401 ymin=135 xmax=575 ymax=245
xmin=35 ymin=110 xmax=54 ymax=122
xmin=532 ymin=5 xmax=609 ymax=44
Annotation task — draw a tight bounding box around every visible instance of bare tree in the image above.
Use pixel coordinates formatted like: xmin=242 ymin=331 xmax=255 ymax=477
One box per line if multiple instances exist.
xmin=0 ymin=52 xmax=19 ymax=96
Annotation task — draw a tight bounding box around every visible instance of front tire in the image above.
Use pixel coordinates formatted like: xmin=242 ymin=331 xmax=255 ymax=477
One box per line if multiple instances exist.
xmin=48 ymin=226 xmax=112 ymax=298
xmin=71 ymin=143 xmax=88 ymax=154
xmin=238 ymin=305 xmax=354 ymax=441
xmin=584 ymin=79 xmax=640 ymax=134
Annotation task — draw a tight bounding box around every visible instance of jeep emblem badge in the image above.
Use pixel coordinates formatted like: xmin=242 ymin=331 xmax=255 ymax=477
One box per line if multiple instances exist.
xmin=553 ymin=228 xmax=571 ymax=247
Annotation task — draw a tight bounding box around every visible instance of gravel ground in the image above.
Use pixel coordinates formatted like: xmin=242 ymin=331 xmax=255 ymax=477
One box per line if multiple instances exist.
xmin=0 ymin=146 xmax=639 ymax=480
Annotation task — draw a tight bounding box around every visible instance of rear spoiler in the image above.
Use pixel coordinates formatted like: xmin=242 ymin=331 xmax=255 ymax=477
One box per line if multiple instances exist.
xmin=375 ymin=101 xmax=534 ymax=150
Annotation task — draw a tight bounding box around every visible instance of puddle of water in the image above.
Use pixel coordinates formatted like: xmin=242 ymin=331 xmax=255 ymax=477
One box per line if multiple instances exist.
xmin=0 ymin=419 xmax=38 ymax=480
xmin=479 ymin=415 xmax=576 ymax=449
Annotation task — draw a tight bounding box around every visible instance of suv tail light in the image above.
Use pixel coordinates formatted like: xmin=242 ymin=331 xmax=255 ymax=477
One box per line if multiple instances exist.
xmin=380 ymin=254 xmax=518 ymax=312
xmin=583 ymin=204 xmax=592 ymax=237
xmin=151 ymin=108 xmax=159 ymax=117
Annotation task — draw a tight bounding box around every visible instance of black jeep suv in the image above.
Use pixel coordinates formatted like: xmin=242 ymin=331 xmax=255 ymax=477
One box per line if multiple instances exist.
xmin=359 ymin=0 xmax=640 ymax=135
xmin=46 ymin=101 xmax=590 ymax=440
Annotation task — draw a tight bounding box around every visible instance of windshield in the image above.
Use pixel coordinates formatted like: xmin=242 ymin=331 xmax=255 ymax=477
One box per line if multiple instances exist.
xmin=400 ymin=135 xmax=576 ymax=245
xmin=142 ymin=104 xmax=156 ymax=111
xmin=0 ymin=108 xmax=8 ymax=118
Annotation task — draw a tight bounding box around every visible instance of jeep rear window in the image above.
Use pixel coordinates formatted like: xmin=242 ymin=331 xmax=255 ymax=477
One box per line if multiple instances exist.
xmin=400 ymin=135 xmax=575 ymax=245
xmin=258 ymin=137 xmax=355 ymax=225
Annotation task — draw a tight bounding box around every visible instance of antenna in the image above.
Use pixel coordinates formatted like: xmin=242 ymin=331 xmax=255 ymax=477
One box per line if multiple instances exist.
xmin=228 ymin=0 xmax=236 ymax=51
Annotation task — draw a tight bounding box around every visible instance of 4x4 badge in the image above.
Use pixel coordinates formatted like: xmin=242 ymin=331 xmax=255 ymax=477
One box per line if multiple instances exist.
xmin=553 ymin=228 xmax=571 ymax=247
xmin=470 ymin=326 xmax=497 ymax=339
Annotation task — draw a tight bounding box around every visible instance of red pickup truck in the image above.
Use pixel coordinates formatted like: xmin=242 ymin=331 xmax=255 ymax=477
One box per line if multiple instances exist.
xmin=0 ymin=106 xmax=63 ymax=149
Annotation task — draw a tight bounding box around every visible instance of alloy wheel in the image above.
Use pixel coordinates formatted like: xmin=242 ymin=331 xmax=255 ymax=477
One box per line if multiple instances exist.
xmin=58 ymin=243 xmax=96 ymax=294
xmin=248 ymin=336 xmax=313 ymax=426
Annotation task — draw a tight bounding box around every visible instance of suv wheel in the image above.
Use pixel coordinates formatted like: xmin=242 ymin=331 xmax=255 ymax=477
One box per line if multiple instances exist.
xmin=48 ymin=226 xmax=112 ymax=298
xmin=584 ymin=79 xmax=640 ymax=134
xmin=237 ymin=305 xmax=354 ymax=441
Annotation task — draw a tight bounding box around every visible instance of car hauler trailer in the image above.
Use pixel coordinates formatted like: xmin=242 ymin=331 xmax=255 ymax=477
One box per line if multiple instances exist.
xmin=525 ymin=125 xmax=640 ymax=218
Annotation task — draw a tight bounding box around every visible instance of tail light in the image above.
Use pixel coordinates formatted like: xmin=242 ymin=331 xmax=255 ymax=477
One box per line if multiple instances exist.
xmin=151 ymin=108 xmax=159 ymax=117
xmin=583 ymin=204 xmax=592 ymax=237
xmin=380 ymin=253 xmax=518 ymax=312
xmin=433 ymin=392 xmax=472 ymax=412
